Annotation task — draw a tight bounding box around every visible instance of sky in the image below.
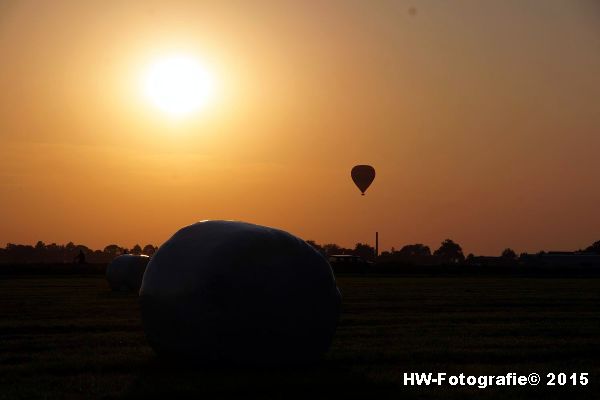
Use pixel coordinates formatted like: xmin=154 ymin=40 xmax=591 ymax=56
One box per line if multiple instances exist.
xmin=1 ymin=0 xmax=599 ymax=255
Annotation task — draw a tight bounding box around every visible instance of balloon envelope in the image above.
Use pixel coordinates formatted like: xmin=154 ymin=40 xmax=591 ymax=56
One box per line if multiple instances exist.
xmin=351 ymin=165 xmax=375 ymax=195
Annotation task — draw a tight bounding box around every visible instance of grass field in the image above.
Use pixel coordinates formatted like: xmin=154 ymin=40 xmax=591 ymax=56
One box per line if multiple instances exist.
xmin=1 ymin=274 xmax=599 ymax=399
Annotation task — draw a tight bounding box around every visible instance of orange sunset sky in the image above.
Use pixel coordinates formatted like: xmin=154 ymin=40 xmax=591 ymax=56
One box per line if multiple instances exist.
xmin=1 ymin=1 xmax=599 ymax=255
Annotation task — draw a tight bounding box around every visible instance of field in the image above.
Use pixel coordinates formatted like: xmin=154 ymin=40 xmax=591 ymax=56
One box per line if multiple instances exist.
xmin=1 ymin=273 xmax=599 ymax=399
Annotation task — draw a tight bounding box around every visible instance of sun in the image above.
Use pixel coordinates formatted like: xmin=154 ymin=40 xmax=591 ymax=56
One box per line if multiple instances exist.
xmin=142 ymin=55 xmax=216 ymax=117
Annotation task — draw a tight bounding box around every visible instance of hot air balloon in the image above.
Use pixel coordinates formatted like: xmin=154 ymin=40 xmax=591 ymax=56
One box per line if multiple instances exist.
xmin=351 ymin=165 xmax=375 ymax=195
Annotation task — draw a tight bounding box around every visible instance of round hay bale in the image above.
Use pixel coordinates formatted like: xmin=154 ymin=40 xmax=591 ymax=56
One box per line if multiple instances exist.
xmin=106 ymin=254 xmax=150 ymax=292
xmin=140 ymin=220 xmax=341 ymax=364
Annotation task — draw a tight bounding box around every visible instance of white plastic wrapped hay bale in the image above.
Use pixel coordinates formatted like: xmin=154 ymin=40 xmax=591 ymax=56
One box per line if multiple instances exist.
xmin=106 ymin=254 xmax=150 ymax=292
xmin=140 ymin=220 xmax=341 ymax=364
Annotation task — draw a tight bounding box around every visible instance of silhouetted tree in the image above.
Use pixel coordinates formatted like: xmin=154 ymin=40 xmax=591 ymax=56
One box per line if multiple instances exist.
xmin=353 ymin=243 xmax=375 ymax=261
xmin=306 ymin=240 xmax=324 ymax=255
xmin=585 ymin=241 xmax=600 ymax=254
xmin=434 ymin=239 xmax=465 ymax=264
xmin=142 ymin=244 xmax=157 ymax=256
xmin=322 ymin=243 xmax=343 ymax=255
xmin=46 ymin=243 xmax=60 ymax=252
xmin=33 ymin=241 xmax=46 ymax=261
xmin=103 ymin=244 xmax=123 ymax=258
xmin=131 ymin=244 xmax=142 ymax=255
xmin=398 ymin=243 xmax=431 ymax=257
xmin=501 ymin=248 xmax=517 ymax=259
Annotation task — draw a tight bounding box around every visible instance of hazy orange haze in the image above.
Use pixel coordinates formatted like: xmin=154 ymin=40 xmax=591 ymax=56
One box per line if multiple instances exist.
xmin=1 ymin=1 xmax=599 ymax=255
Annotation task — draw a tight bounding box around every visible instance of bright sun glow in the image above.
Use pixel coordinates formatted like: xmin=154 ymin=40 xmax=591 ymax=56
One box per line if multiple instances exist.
xmin=142 ymin=55 xmax=216 ymax=117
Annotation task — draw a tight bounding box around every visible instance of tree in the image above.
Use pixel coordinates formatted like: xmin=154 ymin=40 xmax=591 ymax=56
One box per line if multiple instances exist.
xmin=46 ymin=243 xmax=60 ymax=252
xmin=398 ymin=243 xmax=431 ymax=257
xmin=433 ymin=239 xmax=465 ymax=264
xmin=501 ymin=248 xmax=517 ymax=259
xmin=353 ymin=243 xmax=375 ymax=261
xmin=35 ymin=241 xmax=46 ymax=250
xmin=143 ymin=244 xmax=157 ymax=256
xmin=131 ymin=244 xmax=142 ymax=255
xmin=322 ymin=243 xmax=343 ymax=256
xmin=103 ymin=244 xmax=123 ymax=258
xmin=306 ymin=240 xmax=324 ymax=254
xmin=585 ymin=240 xmax=600 ymax=254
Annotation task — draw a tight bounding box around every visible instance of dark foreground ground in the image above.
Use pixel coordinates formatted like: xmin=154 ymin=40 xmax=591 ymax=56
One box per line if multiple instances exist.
xmin=1 ymin=274 xmax=599 ymax=399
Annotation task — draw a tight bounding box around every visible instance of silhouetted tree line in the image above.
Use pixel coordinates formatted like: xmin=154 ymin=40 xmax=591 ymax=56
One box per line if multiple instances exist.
xmin=306 ymin=238 xmax=466 ymax=265
xmin=306 ymin=241 xmax=376 ymax=261
xmin=307 ymin=238 xmax=600 ymax=268
xmin=3 ymin=238 xmax=600 ymax=267
xmin=0 ymin=241 xmax=158 ymax=264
